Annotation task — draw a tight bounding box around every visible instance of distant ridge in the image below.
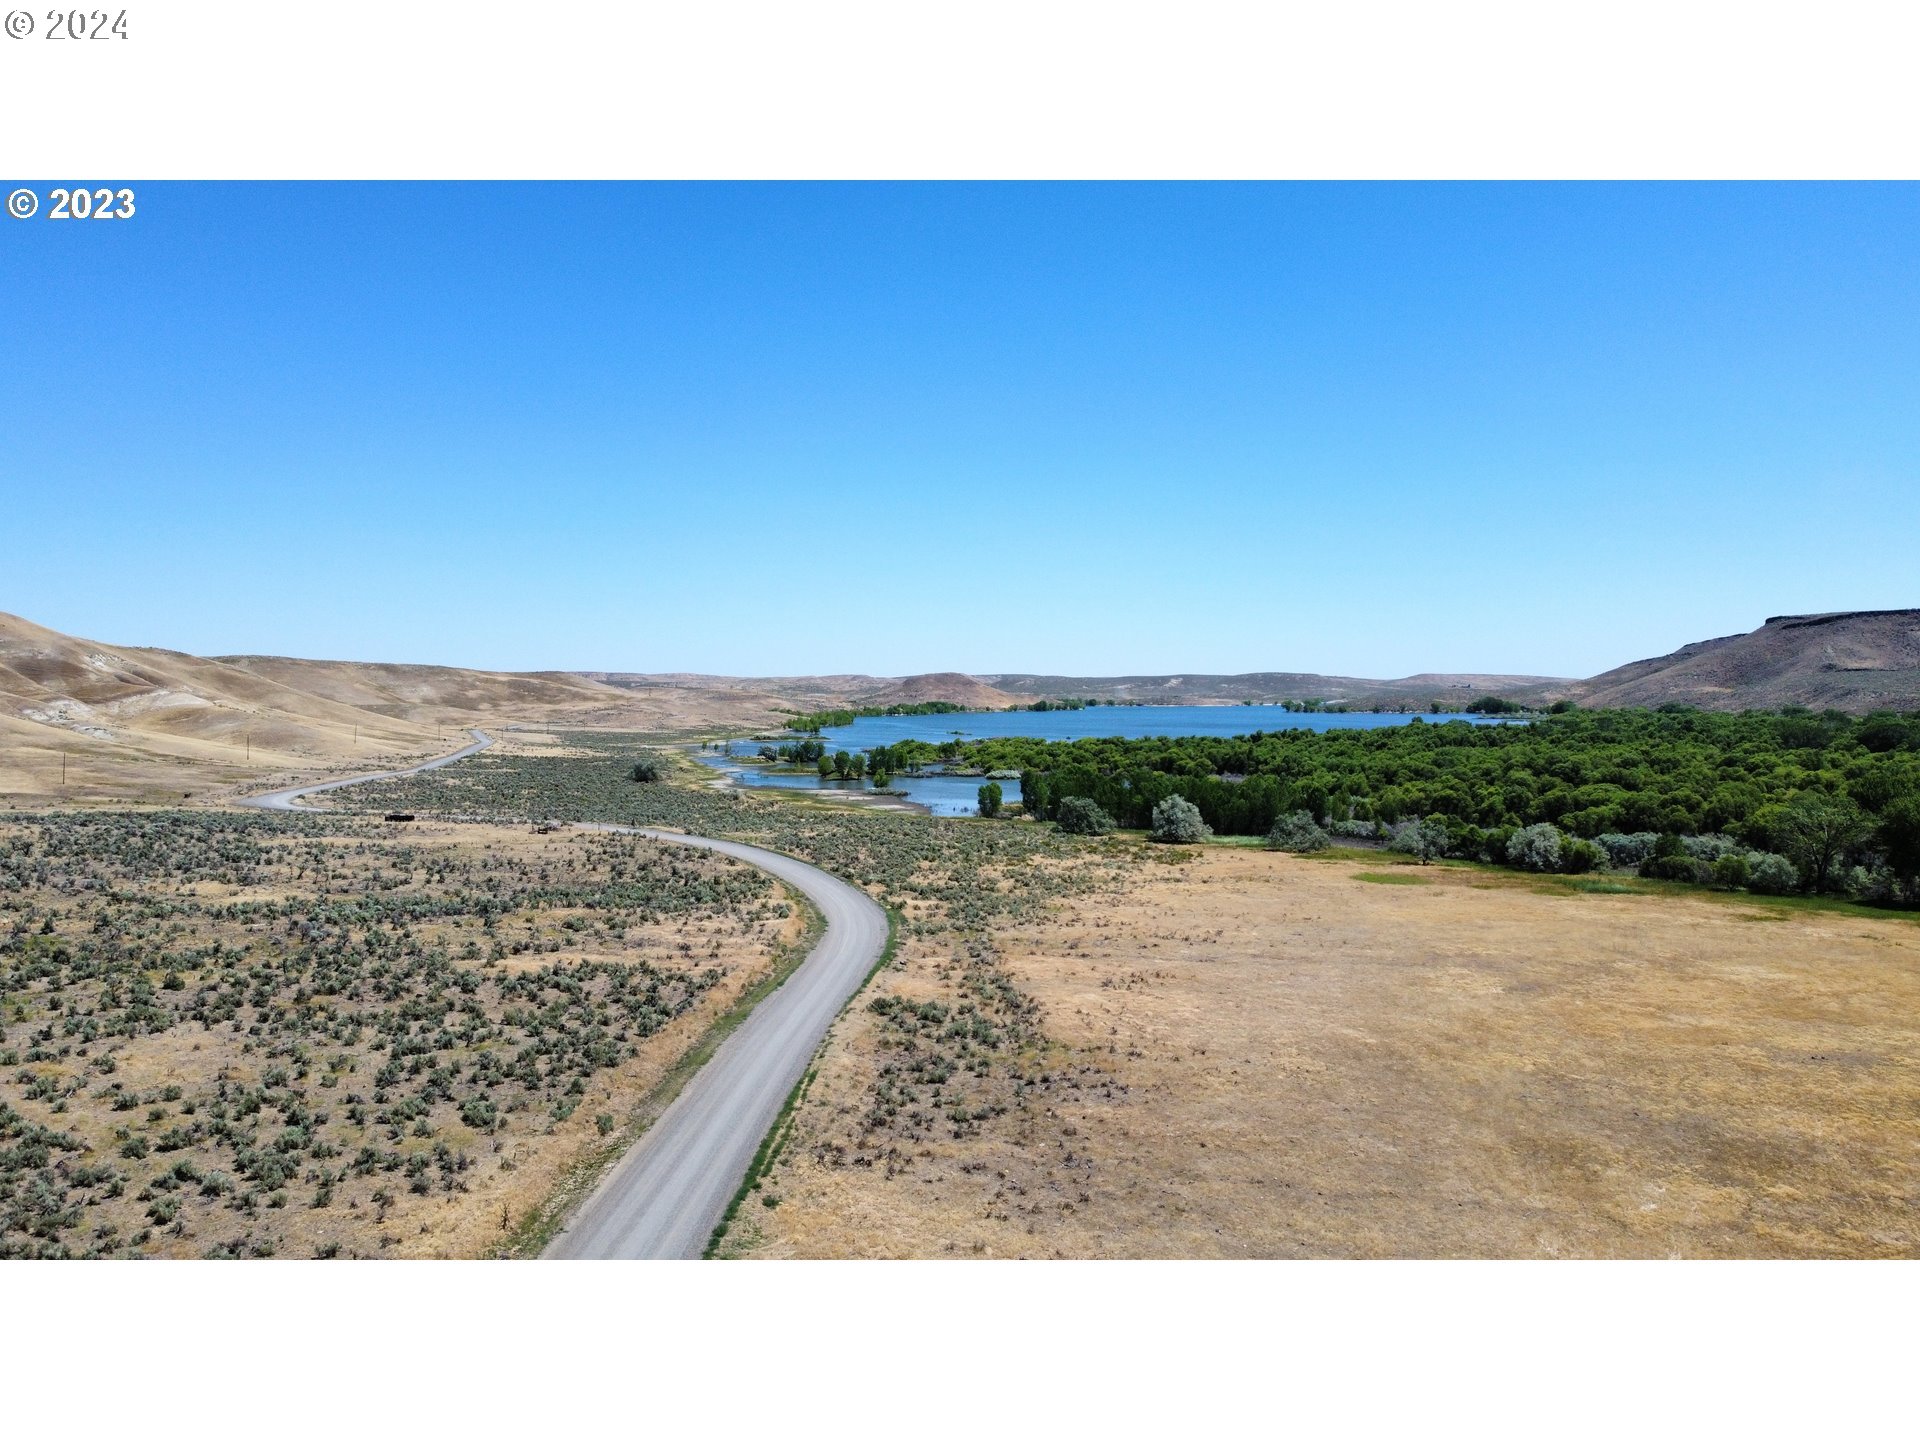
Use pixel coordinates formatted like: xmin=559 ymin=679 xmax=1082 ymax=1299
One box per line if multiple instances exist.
xmin=1563 ymin=609 xmax=1920 ymax=713
xmin=856 ymin=672 xmax=1020 ymax=710
xmin=980 ymin=670 xmax=1566 ymax=706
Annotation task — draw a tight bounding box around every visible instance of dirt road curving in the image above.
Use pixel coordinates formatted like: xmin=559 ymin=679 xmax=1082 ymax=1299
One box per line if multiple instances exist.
xmin=234 ymin=728 xmax=888 ymax=1258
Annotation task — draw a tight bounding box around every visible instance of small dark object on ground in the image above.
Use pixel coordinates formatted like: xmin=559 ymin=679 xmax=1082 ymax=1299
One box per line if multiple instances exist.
xmin=384 ymin=812 xmax=415 ymax=823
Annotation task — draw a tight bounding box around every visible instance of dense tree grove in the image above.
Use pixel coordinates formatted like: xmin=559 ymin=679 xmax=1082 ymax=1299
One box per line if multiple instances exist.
xmin=995 ymin=709 xmax=1920 ymax=897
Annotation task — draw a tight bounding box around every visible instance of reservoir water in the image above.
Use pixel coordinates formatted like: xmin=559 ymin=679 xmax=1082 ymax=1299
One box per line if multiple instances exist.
xmin=692 ymin=705 xmax=1519 ymax=817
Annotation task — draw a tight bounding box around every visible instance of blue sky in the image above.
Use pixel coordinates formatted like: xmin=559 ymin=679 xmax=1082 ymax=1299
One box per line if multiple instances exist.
xmin=3 ymin=183 xmax=1915 ymax=679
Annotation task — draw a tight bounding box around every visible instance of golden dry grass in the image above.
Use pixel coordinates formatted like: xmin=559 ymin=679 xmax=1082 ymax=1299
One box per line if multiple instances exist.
xmin=753 ymin=848 xmax=1920 ymax=1258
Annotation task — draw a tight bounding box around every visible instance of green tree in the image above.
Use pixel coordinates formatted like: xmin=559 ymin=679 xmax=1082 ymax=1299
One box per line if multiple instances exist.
xmin=1774 ymin=792 xmax=1867 ymax=893
xmin=1877 ymin=795 xmax=1920 ymax=886
xmin=977 ymin=782 xmax=1003 ymax=818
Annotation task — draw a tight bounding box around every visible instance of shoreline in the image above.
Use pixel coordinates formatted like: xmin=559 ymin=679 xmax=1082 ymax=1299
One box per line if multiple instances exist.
xmin=684 ymin=744 xmax=934 ymax=816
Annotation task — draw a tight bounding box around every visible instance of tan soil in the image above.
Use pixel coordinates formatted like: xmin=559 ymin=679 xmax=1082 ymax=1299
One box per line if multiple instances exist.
xmin=752 ymin=848 xmax=1920 ymax=1258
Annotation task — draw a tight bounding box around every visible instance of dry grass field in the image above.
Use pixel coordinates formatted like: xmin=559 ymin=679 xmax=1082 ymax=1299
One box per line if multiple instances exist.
xmin=0 ymin=813 xmax=801 ymax=1257
xmin=752 ymin=845 xmax=1920 ymax=1258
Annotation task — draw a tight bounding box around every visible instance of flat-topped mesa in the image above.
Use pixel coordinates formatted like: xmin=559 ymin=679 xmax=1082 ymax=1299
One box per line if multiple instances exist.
xmin=1570 ymin=608 xmax=1920 ymax=713
xmin=1762 ymin=608 xmax=1920 ymax=630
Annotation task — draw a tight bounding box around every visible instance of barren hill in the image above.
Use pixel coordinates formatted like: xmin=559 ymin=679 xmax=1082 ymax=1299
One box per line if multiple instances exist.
xmin=1565 ymin=609 xmax=1920 ymax=712
xmin=0 ymin=615 xmax=794 ymax=803
xmin=584 ymin=669 xmax=1019 ymax=715
xmin=856 ymin=672 xmax=1020 ymax=710
xmin=0 ymin=611 xmax=440 ymax=804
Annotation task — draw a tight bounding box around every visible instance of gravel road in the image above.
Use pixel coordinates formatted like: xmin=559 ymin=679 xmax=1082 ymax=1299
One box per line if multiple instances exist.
xmin=233 ymin=728 xmax=887 ymax=1258
xmin=235 ymin=729 xmax=495 ymax=810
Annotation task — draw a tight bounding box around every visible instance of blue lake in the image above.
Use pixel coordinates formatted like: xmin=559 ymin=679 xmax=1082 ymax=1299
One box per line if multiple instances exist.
xmin=693 ymin=706 xmax=1519 ymax=817
xmin=816 ymin=705 xmax=1516 ymax=747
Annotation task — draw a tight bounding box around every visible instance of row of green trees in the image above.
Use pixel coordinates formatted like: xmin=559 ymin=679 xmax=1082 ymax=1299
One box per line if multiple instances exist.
xmin=1002 ymin=708 xmax=1920 ymax=897
xmin=758 ymin=739 xmax=826 ymax=765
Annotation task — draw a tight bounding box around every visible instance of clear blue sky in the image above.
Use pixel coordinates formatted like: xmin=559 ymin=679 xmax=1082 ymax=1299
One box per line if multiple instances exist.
xmin=4 ymin=183 xmax=1915 ymax=679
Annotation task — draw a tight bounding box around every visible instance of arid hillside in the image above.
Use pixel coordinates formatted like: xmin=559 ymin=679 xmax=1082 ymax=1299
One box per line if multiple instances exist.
xmin=585 ymin=668 xmax=1019 ymax=713
xmin=858 ymin=671 xmax=1021 ymax=710
xmin=0 ymin=611 xmax=444 ymax=804
xmin=1565 ymin=610 xmax=1920 ymax=713
xmin=980 ymin=610 xmax=1920 ymax=715
xmin=0 ymin=613 xmax=780 ymax=804
xmin=1 ymin=614 xmax=1022 ymax=803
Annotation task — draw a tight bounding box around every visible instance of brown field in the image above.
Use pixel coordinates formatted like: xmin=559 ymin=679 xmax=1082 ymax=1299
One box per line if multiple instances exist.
xmin=0 ymin=815 xmax=801 ymax=1258
xmin=750 ymin=846 xmax=1920 ymax=1258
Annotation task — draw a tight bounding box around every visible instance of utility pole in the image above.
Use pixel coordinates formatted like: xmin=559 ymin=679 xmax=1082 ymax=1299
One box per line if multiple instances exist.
xmin=61 ymin=751 xmax=67 ymax=789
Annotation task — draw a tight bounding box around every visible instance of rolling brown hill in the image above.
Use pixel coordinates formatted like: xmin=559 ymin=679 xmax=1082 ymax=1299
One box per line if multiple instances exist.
xmin=0 ymin=614 xmax=803 ymax=803
xmin=583 ymin=670 xmax=1019 ymax=713
xmin=1563 ymin=609 xmax=1920 ymax=713
xmin=854 ymin=672 xmax=1021 ymax=710
xmin=0 ymin=611 xmax=440 ymax=804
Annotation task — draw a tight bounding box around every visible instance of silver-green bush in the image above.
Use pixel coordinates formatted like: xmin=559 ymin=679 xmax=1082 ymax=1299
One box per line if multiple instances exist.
xmin=1506 ymin=822 xmax=1564 ymax=873
xmin=1150 ymin=795 xmax=1211 ymax=845
xmin=1265 ymin=811 xmax=1329 ymax=852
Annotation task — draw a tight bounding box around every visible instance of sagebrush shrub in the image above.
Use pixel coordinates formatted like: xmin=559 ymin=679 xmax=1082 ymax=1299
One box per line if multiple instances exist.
xmin=1150 ymin=796 xmax=1210 ymax=845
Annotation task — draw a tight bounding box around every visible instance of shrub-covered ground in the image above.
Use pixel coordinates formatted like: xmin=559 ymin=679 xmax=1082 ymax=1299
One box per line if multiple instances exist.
xmin=325 ymin=733 xmax=1144 ymax=1253
xmin=329 ymin=733 xmax=1133 ymax=937
xmin=0 ymin=808 xmax=795 ymax=1258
